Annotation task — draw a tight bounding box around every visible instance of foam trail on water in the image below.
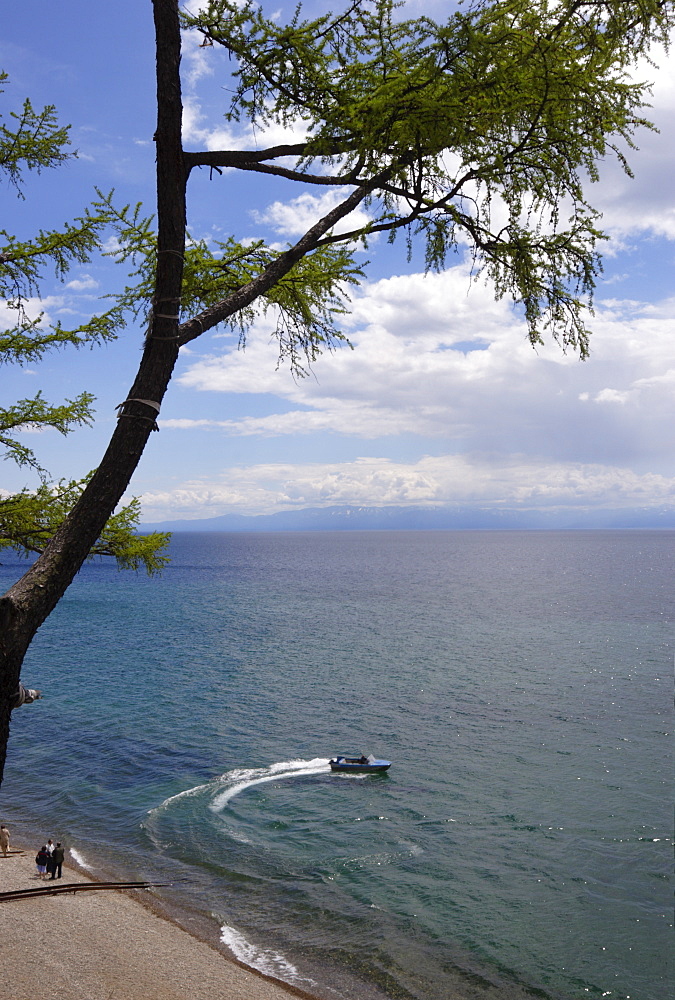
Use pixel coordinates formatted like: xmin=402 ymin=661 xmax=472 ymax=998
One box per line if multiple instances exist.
xmin=211 ymin=758 xmax=330 ymax=812
xmin=147 ymin=758 xmax=331 ymax=819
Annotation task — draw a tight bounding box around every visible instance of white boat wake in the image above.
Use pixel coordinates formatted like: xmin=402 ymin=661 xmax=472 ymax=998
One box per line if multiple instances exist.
xmin=210 ymin=758 xmax=331 ymax=812
xmin=147 ymin=758 xmax=331 ymax=818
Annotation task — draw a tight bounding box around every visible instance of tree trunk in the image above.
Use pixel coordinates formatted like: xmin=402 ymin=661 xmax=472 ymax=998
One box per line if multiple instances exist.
xmin=0 ymin=0 xmax=186 ymax=785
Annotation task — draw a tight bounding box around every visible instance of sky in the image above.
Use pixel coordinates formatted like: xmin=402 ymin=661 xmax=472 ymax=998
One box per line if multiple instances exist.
xmin=1 ymin=0 xmax=674 ymax=525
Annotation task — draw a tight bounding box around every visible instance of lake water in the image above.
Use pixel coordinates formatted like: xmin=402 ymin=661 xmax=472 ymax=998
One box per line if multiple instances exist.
xmin=1 ymin=530 xmax=672 ymax=1000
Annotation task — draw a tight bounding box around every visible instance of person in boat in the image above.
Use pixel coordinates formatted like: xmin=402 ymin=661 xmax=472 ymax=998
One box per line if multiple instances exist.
xmin=359 ymin=756 xmax=368 ymax=764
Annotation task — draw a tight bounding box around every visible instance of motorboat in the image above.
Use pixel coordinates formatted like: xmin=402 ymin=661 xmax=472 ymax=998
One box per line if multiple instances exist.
xmin=329 ymin=754 xmax=391 ymax=773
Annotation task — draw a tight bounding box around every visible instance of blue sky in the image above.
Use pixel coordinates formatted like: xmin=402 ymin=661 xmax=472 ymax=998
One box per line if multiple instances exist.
xmin=1 ymin=1 xmax=674 ymax=523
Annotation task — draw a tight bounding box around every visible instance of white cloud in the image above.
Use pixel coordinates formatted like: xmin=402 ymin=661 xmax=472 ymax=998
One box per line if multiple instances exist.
xmin=180 ymin=19 xmax=216 ymax=89
xmin=138 ymin=453 xmax=675 ymax=520
xmin=592 ymin=388 xmax=631 ymax=405
xmin=175 ymin=266 xmax=675 ymax=472
xmin=253 ymin=189 xmax=372 ymax=238
xmin=182 ymin=92 xmax=310 ymax=153
xmin=593 ymin=44 xmax=675 ymax=239
xmin=0 ymin=295 xmax=64 ymax=329
xmin=65 ymin=275 xmax=99 ymax=292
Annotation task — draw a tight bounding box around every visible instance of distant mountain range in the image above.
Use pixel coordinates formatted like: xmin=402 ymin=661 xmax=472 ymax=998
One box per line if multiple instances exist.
xmin=140 ymin=504 xmax=675 ymax=533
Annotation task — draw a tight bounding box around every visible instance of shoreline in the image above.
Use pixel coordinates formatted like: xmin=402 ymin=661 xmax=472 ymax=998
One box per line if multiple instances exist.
xmin=0 ymin=806 xmax=568 ymax=1000
xmin=0 ymin=834 xmax=327 ymax=1000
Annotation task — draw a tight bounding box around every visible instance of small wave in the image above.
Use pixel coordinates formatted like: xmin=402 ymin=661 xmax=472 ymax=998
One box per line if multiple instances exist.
xmin=398 ymin=840 xmax=424 ymax=857
xmin=220 ymin=923 xmax=318 ymax=989
xmin=341 ymin=850 xmax=396 ymax=869
xmin=69 ymin=847 xmax=94 ymax=870
xmin=210 ymin=758 xmax=330 ymax=812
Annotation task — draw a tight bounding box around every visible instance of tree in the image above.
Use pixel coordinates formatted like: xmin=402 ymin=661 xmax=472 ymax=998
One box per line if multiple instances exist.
xmin=0 ymin=0 xmax=672 ymax=783
xmin=0 ymin=73 xmax=170 ymax=569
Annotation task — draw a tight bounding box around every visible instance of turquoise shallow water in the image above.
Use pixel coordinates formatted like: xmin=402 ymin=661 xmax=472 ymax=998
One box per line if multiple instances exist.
xmin=1 ymin=530 xmax=672 ymax=1000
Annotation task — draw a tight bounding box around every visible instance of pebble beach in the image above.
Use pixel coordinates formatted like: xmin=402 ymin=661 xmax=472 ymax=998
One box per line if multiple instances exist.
xmin=0 ymin=840 xmax=316 ymax=1000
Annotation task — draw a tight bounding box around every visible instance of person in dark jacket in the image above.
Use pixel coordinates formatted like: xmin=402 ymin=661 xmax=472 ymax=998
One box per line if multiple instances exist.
xmin=35 ymin=846 xmax=49 ymax=878
xmin=50 ymin=843 xmax=65 ymax=879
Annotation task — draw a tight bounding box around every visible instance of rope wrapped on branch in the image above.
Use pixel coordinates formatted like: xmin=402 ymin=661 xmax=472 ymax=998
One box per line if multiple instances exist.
xmin=11 ymin=682 xmax=42 ymax=708
xmin=115 ymin=398 xmax=162 ymax=431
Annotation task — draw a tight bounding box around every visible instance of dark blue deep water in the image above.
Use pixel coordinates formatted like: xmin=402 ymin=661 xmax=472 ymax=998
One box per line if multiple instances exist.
xmin=1 ymin=531 xmax=672 ymax=1000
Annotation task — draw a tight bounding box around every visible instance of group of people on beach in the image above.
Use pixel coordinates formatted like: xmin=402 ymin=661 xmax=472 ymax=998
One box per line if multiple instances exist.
xmin=35 ymin=839 xmax=65 ymax=879
xmin=0 ymin=823 xmax=67 ymax=878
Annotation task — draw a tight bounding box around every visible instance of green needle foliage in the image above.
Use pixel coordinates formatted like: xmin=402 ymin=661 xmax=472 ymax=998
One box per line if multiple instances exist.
xmin=0 ymin=392 xmax=95 ymax=473
xmin=0 ymin=73 xmax=169 ymax=572
xmin=0 ymin=479 xmax=170 ymax=573
xmin=93 ymin=191 xmax=361 ymax=378
xmin=180 ymin=0 xmax=672 ymax=358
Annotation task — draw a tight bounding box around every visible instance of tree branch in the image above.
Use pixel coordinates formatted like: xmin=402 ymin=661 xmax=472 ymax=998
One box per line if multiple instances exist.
xmin=183 ymin=143 xmax=309 ymax=170
xmin=207 ymin=159 xmax=363 ymax=186
xmin=183 ymin=137 xmax=359 ymax=173
xmin=178 ymin=181 xmax=375 ymax=345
